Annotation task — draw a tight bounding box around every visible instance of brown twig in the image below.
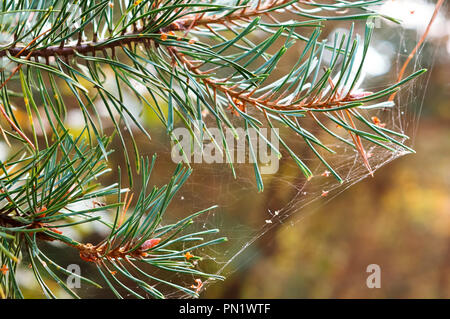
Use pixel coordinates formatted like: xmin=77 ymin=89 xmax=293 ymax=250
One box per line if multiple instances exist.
xmin=169 ymin=46 xmax=357 ymax=112
xmin=0 ymin=1 xmax=291 ymax=59
xmin=388 ymin=0 xmax=444 ymax=101
xmin=77 ymin=237 xmax=160 ymax=263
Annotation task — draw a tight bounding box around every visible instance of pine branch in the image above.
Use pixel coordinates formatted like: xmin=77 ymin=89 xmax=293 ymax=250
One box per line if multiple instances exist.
xmin=0 ymin=133 xmax=225 ymax=298
xmin=1 ymin=0 xmax=294 ymax=59
xmin=0 ymin=1 xmax=432 ymax=298
xmin=170 ymin=45 xmax=368 ymax=111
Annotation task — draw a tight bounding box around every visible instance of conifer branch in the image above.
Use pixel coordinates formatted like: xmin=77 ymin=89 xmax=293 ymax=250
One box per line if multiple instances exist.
xmin=0 ymin=0 xmax=432 ymax=298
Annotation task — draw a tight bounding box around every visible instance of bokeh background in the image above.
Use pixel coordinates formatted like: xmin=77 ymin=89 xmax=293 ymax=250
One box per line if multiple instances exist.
xmin=5 ymin=0 xmax=448 ymax=298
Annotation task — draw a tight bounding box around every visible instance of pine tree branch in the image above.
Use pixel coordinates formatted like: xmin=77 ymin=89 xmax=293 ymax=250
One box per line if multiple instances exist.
xmin=0 ymin=1 xmax=424 ymax=188
xmin=0 ymin=0 xmax=293 ymax=59
xmin=170 ymin=46 xmax=366 ymax=111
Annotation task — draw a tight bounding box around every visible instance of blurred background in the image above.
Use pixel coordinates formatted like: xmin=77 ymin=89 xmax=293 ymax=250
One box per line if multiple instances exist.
xmin=6 ymin=0 xmax=448 ymax=298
